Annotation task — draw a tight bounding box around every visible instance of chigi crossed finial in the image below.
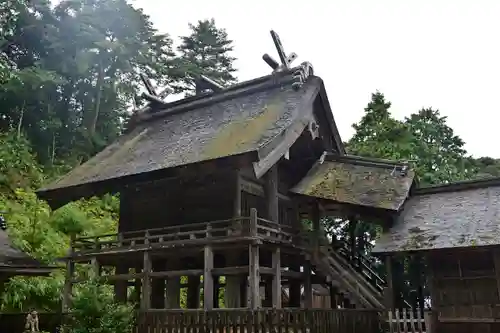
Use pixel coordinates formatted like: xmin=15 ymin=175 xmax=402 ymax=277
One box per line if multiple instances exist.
xmin=262 ymin=30 xmax=298 ymax=71
xmin=262 ymin=30 xmax=314 ymax=90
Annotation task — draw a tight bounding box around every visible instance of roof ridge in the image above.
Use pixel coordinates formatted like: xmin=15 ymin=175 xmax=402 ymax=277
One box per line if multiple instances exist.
xmin=415 ymin=177 xmax=500 ymax=195
xmin=126 ymin=65 xmax=314 ymax=132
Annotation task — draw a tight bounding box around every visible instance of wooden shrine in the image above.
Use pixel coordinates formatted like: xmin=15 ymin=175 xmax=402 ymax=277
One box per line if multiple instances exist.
xmin=35 ymin=30 xmax=417 ymax=333
xmin=374 ymin=178 xmax=500 ymax=333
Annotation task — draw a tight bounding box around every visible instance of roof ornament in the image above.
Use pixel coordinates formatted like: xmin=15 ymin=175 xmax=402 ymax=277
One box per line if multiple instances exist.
xmin=262 ymin=30 xmax=298 ymax=72
xmin=262 ymin=30 xmax=314 ymax=90
xmin=138 ymin=73 xmax=170 ymax=110
xmin=195 ymin=75 xmax=225 ymax=95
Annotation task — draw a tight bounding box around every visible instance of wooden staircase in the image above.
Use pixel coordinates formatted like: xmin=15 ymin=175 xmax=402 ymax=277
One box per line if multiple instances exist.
xmin=305 ymin=239 xmax=411 ymax=309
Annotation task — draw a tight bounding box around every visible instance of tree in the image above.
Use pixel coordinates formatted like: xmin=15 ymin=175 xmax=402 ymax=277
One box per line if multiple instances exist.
xmin=176 ymin=19 xmax=237 ymax=94
xmin=348 ymin=92 xmax=415 ymax=161
xmin=0 ymin=0 xmax=180 ymax=164
xmin=404 ymin=108 xmax=478 ymax=185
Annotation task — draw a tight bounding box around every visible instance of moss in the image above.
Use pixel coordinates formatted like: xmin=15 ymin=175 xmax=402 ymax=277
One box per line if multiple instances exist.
xmin=46 ymin=128 xmax=149 ymax=188
xmin=299 ymin=161 xmax=414 ymax=210
xmin=202 ymin=96 xmax=285 ymax=161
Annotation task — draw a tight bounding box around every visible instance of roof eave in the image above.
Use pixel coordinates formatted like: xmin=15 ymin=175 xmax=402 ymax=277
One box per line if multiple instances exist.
xmin=316 ymin=81 xmax=346 ymax=155
xmin=37 ymin=151 xmax=258 ymax=209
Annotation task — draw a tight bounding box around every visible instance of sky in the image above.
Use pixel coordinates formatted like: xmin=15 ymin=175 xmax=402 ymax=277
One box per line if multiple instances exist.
xmin=132 ymin=0 xmax=500 ymax=158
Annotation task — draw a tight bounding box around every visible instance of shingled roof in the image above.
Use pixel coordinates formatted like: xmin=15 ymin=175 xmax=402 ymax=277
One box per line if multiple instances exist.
xmin=372 ymin=178 xmax=500 ymax=254
xmin=37 ymin=66 xmax=344 ymax=208
xmin=0 ymin=228 xmax=53 ymax=276
xmin=290 ymin=154 xmax=415 ymax=211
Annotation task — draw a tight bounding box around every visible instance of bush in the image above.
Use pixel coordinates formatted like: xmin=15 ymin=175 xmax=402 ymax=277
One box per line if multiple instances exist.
xmin=66 ymin=280 xmax=135 ymax=333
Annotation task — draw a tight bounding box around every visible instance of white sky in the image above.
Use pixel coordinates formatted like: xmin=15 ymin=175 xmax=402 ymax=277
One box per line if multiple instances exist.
xmin=134 ymin=0 xmax=500 ymax=158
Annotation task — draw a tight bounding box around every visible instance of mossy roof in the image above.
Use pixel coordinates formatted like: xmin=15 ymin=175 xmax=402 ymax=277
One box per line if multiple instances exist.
xmin=291 ymin=154 xmax=415 ymax=211
xmin=0 ymin=229 xmax=53 ymax=276
xmin=37 ymin=70 xmax=337 ymax=208
xmin=373 ymin=178 xmax=500 ymax=254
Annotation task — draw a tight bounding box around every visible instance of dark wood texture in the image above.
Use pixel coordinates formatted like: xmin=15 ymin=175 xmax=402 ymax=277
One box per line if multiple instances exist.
xmin=135 ymin=308 xmax=381 ymax=333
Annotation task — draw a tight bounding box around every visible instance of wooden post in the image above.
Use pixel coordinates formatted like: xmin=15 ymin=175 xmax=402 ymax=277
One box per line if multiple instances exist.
xmin=348 ymin=217 xmax=357 ymax=261
xmin=329 ymin=286 xmax=338 ymax=309
xmin=249 ymin=244 xmax=260 ymax=309
xmin=272 ymin=247 xmax=282 ymax=308
xmin=203 ymin=245 xmax=214 ymax=310
xmin=234 ymin=171 xmax=242 ymax=217
xmin=134 ymin=265 xmax=142 ymax=307
xmin=141 ymin=251 xmax=152 ymax=310
xmin=303 ymin=260 xmax=313 ymax=308
xmin=248 ymin=208 xmax=260 ymax=308
xmin=62 ymin=236 xmax=75 ymax=312
xmin=62 ymin=260 xmax=75 ymax=312
xmin=151 ymin=260 xmax=166 ymax=309
xmin=265 ymin=165 xmax=279 ymax=223
xmin=311 ymin=203 xmax=320 ymax=253
xmin=384 ymin=255 xmax=395 ymax=310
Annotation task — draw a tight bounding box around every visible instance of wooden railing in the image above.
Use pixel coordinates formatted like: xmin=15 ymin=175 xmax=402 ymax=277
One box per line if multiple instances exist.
xmin=136 ymin=308 xmax=381 ymax=333
xmin=71 ymin=210 xmax=297 ymax=256
xmin=386 ymin=308 xmax=430 ymax=333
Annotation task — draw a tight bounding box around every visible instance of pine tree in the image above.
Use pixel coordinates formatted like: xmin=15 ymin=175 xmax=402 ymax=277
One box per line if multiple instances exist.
xmin=175 ymin=19 xmax=237 ymax=94
xmin=347 ymin=91 xmax=414 ymax=160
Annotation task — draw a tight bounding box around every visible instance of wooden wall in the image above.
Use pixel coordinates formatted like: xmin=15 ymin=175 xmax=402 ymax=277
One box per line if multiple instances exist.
xmin=429 ymin=247 xmax=500 ymax=326
xmin=119 ymin=171 xmax=235 ymax=232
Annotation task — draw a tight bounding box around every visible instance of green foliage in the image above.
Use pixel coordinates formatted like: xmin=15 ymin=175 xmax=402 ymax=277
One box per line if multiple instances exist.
xmin=66 ymin=280 xmax=135 ymax=333
xmin=176 ymin=19 xmax=237 ymax=94
xmin=0 ymin=133 xmax=43 ymax=192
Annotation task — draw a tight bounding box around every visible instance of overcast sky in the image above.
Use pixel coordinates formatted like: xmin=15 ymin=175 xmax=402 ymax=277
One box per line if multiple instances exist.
xmin=134 ymin=0 xmax=500 ymax=158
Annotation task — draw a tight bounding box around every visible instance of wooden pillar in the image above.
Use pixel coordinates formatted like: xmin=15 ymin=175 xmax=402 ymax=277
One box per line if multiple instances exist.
xmin=133 ymin=265 xmax=142 ymax=307
xmin=141 ymin=251 xmax=152 ymax=310
xmin=203 ymin=245 xmax=214 ymax=310
xmin=329 ymin=286 xmax=338 ymax=309
xmin=272 ymin=247 xmax=282 ymax=308
xmin=384 ymin=255 xmax=395 ymax=310
xmin=289 ymin=261 xmax=301 ymax=308
xmin=90 ymin=257 xmax=101 ymax=278
xmin=249 ymin=208 xmax=260 ymax=309
xmin=62 ymin=237 xmax=75 ymax=312
xmin=114 ymin=264 xmax=128 ymax=303
xmin=62 ymin=259 xmax=75 ymax=312
xmin=165 ymin=277 xmax=180 ymax=309
xmin=265 ymin=165 xmax=279 ymax=223
xmin=187 ymin=276 xmax=200 ymax=309
xmin=303 ymin=260 xmax=313 ymax=308
xmin=348 ymin=217 xmax=357 ymax=260
xmin=311 ymin=203 xmax=320 ymax=250
xmin=151 ymin=260 xmax=166 ymax=309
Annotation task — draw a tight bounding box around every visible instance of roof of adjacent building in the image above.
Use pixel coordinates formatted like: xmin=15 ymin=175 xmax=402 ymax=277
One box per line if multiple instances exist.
xmin=290 ymin=154 xmax=415 ymax=211
xmin=0 ymin=228 xmax=53 ymax=276
xmin=37 ymin=66 xmax=344 ymax=208
xmin=372 ymin=177 xmax=500 ymax=254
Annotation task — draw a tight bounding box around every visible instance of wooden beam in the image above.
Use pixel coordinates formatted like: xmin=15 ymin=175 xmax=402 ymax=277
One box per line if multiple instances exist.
xmin=272 ymin=248 xmax=282 ymax=308
xmin=203 ymin=245 xmax=214 ymax=310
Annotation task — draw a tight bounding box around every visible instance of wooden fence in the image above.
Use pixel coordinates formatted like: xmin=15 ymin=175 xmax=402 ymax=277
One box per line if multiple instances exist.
xmin=386 ymin=308 xmax=429 ymax=333
xmin=137 ymin=308 xmax=381 ymax=333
